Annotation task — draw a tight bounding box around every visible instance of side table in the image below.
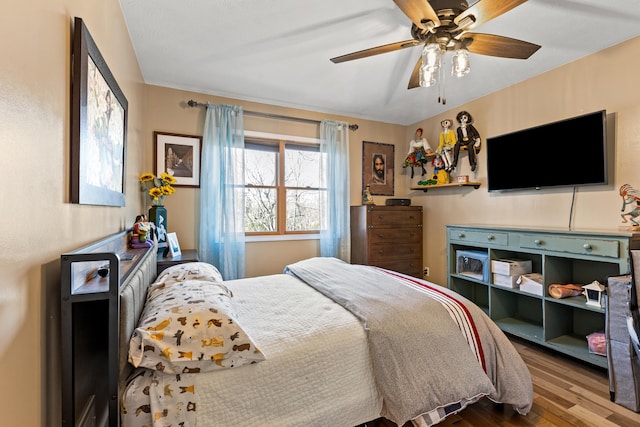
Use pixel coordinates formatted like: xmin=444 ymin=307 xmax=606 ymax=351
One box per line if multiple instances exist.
xmin=157 ymin=249 xmax=200 ymax=274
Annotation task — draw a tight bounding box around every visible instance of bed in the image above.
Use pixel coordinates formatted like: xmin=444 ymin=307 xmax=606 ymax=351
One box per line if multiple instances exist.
xmin=117 ymin=255 xmax=533 ymax=427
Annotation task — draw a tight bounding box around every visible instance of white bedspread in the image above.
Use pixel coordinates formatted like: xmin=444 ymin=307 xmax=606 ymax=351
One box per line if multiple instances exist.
xmin=122 ymin=273 xmax=382 ymax=427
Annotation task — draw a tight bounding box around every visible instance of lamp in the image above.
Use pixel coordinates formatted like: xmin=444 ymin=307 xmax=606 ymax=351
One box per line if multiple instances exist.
xmin=419 ymin=41 xmax=471 ymax=88
xmin=451 ymin=47 xmax=471 ymax=78
xmin=419 ymin=66 xmax=436 ymax=87
xmin=421 ymin=42 xmax=442 ymax=72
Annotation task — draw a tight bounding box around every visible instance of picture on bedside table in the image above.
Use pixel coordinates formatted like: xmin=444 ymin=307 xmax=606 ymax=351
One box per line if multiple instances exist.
xmin=167 ymin=232 xmax=182 ymax=258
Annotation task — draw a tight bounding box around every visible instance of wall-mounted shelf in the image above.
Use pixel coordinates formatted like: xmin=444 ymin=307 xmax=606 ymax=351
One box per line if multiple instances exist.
xmin=410 ymin=182 xmax=481 ymax=192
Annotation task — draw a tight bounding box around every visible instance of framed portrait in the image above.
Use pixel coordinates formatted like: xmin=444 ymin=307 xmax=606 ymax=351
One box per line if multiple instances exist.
xmin=362 ymin=141 xmax=394 ymax=196
xmin=70 ymin=17 xmax=128 ymax=206
xmin=167 ymin=232 xmax=182 ymax=258
xmin=154 ymin=132 xmax=203 ymax=187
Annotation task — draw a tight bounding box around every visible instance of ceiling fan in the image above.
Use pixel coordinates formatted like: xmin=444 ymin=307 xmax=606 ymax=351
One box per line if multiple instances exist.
xmin=330 ymin=0 xmax=541 ymax=90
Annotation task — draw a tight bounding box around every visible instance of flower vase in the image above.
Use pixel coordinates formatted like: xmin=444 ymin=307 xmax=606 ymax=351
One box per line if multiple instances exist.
xmin=149 ymin=205 xmax=168 ymax=252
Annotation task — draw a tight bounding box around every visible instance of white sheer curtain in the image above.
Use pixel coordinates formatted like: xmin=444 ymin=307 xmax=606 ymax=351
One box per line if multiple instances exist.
xmin=199 ymin=103 xmax=246 ymax=279
xmin=319 ymin=119 xmax=350 ymax=261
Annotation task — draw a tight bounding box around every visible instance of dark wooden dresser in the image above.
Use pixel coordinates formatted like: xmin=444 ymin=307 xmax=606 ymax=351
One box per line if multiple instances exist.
xmin=350 ymin=205 xmax=423 ymax=277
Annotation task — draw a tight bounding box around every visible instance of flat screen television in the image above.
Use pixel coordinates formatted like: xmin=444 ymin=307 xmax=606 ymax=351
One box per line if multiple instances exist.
xmin=486 ymin=110 xmax=607 ymax=192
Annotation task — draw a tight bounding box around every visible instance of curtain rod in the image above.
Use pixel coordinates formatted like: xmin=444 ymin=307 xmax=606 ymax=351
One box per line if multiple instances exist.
xmin=187 ymin=100 xmax=358 ymax=131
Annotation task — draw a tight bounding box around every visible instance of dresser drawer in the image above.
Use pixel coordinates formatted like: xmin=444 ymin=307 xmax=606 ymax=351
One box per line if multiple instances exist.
xmin=369 ymin=227 xmax=421 ymax=244
xmin=369 ymin=243 xmax=421 ymax=261
xmin=369 ymin=209 xmax=422 ymax=227
xmin=448 ymin=228 xmax=509 ymax=246
xmin=519 ymin=234 xmax=620 ymax=258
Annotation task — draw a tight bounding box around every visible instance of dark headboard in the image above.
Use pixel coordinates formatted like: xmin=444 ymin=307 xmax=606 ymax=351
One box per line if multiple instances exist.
xmin=60 ymin=230 xmax=157 ymax=427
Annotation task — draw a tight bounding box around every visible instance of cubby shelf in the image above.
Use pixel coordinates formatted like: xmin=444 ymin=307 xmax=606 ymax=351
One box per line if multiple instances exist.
xmin=447 ymin=224 xmax=640 ymax=368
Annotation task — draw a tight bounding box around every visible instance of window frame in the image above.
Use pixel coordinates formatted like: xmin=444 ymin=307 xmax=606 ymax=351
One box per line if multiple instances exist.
xmin=244 ymin=130 xmax=322 ymax=238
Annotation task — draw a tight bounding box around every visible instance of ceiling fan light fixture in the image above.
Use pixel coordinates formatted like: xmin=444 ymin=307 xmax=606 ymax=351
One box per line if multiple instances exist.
xmin=422 ymin=42 xmax=442 ymax=72
xmin=419 ymin=66 xmax=436 ymax=88
xmin=451 ymin=47 xmax=470 ymax=78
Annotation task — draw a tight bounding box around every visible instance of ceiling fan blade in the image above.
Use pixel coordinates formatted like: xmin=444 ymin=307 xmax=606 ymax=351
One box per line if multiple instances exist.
xmin=461 ymin=33 xmax=540 ymax=59
xmin=408 ymin=56 xmax=422 ymax=89
xmin=393 ymin=0 xmax=441 ymax=31
xmin=330 ymin=39 xmax=420 ymax=63
xmin=454 ymin=0 xmax=527 ymax=30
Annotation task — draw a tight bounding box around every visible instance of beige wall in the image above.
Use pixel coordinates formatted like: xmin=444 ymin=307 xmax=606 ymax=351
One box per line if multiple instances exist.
xmin=144 ymin=84 xmax=406 ymax=277
xmin=0 ymin=0 xmax=146 ymax=425
xmin=407 ymin=37 xmax=640 ymax=286
xmin=3 ymin=1 xmax=640 ymax=425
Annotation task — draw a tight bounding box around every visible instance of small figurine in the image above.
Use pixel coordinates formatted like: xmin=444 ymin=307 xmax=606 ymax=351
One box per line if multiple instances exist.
xmin=620 ymin=184 xmax=640 ymax=226
xmin=130 ymin=214 xmax=154 ymax=248
xmin=452 ymin=110 xmax=481 ymax=172
xmin=403 ymin=128 xmax=434 ymax=178
xmin=362 ymin=185 xmax=374 ymax=205
xmin=436 ymin=119 xmax=456 ymax=172
xmin=432 ymin=154 xmax=450 ymax=184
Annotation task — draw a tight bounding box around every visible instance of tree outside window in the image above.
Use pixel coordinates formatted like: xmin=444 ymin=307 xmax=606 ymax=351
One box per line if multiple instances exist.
xmin=244 ymin=138 xmax=324 ymax=234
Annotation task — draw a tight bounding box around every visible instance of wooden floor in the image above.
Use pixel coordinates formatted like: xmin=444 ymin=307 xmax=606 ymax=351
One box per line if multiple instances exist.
xmin=371 ymin=337 xmax=640 ymax=427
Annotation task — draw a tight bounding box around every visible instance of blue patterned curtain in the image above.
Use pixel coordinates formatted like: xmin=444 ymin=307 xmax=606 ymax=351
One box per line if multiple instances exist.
xmin=199 ymin=103 xmax=246 ymax=279
xmin=319 ymin=120 xmax=350 ymax=261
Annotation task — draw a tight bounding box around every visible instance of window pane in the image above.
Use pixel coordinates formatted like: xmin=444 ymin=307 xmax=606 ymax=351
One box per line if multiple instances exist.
xmin=245 ymin=187 xmax=277 ymax=232
xmin=285 ymin=144 xmax=320 ymax=188
xmin=245 ymin=146 xmax=277 ymax=186
xmin=286 ymin=189 xmax=320 ymax=231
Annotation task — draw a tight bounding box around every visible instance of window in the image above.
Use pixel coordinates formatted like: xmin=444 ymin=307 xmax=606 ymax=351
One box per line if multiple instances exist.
xmin=244 ymin=137 xmax=325 ymax=235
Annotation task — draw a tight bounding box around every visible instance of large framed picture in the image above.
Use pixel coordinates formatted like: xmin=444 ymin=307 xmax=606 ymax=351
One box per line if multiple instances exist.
xmin=154 ymin=132 xmax=203 ymax=187
xmin=70 ymin=17 xmax=128 ymax=206
xmin=362 ymin=141 xmax=394 ymax=196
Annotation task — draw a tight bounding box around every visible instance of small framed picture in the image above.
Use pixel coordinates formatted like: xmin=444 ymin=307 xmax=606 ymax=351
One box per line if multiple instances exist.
xmin=167 ymin=232 xmax=182 ymax=258
xmin=154 ymin=131 xmax=203 ymax=187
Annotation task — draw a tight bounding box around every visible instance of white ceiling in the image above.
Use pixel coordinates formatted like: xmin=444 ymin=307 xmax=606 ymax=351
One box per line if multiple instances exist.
xmin=119 ymin=0 xmax=640 ymax=126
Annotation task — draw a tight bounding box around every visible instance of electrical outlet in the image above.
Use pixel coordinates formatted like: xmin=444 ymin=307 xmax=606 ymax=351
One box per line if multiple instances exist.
xmin=423 ymin=267 xmax=430 ymax=277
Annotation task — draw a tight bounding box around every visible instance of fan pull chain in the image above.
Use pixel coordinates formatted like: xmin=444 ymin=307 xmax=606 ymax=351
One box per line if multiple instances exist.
xmin=438 ymin=60 xmax=446 ymax=105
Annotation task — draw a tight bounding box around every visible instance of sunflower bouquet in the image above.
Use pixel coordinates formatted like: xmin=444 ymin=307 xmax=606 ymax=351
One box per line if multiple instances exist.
xmin=139 ymin=172 xmax=177 ymax=206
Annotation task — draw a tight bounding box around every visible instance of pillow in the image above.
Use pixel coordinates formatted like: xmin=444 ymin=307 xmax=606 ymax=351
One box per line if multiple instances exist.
xmin=129 ymin=279 xmax=265 ymax=373
xmin=153 ymin=262 xmax=224 ymax=289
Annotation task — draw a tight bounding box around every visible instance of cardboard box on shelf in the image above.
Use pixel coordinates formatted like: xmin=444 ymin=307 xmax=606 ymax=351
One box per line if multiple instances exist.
xmin=517 ymin=273 xmax=543 ymax=296
xmin=491 ymin=259 xmax=532 ymax=276
xmin=493 ymin=273 xmax=520 ymax=288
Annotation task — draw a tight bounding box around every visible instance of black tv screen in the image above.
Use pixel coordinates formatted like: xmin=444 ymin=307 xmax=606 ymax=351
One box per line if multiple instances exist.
xmin=486 ymin=110 xmax=607 ymax=192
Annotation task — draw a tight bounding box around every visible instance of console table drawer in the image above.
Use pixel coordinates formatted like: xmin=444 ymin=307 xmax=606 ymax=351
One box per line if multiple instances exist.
xmin=448 ymin=228 xmax=509 ymax=246
xmin=519 ymin=234 xmax=619 ymax=258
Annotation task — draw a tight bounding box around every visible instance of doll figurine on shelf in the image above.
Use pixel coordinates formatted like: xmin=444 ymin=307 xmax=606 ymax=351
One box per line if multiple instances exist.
xmin=130 ymin=214 xmax=155 ymax=248
xmin=403 ymin=127 xmax=434 ymax=178
xmin=432 ymin=154 xmax=450 ymax=184
xmin=437 ymin=119 xmax=456 ymax=172
xmin=452 ymin=110 xmax=481 ymax=172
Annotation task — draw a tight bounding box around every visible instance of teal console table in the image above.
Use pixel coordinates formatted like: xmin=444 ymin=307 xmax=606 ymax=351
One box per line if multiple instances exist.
xmin=446 ymin=224 xmax=640 ymax=368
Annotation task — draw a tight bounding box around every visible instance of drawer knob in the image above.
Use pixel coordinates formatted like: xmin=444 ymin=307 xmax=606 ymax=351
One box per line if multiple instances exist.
xmin=487 ymin=235 xmax=495 ymax=241
xmin=378 ymin=234 xmax=385 ymax=239
xmin=534 ymin=239 xmax=543 ymax=246
xmin=458 ymin=233 xmax=465 ymax=238
xmin=583 ymin=243 xmax=592 ymax=250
